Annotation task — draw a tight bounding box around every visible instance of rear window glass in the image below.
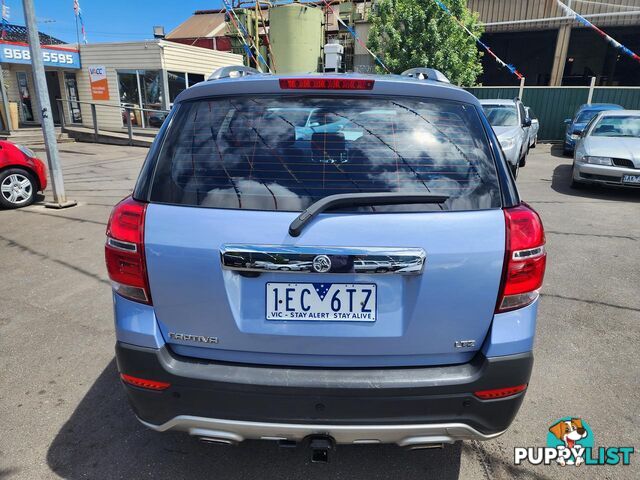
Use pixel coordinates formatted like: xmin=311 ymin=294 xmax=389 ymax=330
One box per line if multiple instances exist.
xmin=150 ymin=96 xmax=501 ymax=211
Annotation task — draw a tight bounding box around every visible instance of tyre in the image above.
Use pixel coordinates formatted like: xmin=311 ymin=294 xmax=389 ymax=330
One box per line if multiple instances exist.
xmin=562 ymin=144 xmax=572 ymax=156
xmin=519 ymin=155 xmax=527 ymax=168
xmin=570 ymin=178 xmax=586 ymax=190
xmin=531 ymin=135 xmax=537 ymax=148
xmin=0 ymin=168 xmax=37 ymax=209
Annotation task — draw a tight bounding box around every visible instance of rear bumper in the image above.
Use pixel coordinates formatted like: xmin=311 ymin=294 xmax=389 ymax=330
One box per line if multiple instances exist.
xmin=116 ymin=342 xmax=533 ymax=445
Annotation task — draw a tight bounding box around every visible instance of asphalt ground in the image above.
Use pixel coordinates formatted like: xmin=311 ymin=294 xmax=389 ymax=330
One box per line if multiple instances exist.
xmin=0 ymin=142 xmax=638 ymax=479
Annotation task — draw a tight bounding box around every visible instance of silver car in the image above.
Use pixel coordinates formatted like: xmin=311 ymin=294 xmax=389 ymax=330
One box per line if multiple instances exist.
xmin=525 ymin=107 xmax=539 ymax=148
xmin=572 ymin=110 xmax=640 ymax=188
xmin=480 ymin=99 xmax=531 ymax=177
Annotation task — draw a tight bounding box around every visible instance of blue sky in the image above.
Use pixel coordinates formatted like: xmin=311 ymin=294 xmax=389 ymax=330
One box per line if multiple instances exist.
xmin=6 ymin=0 xmax=224 ymax=43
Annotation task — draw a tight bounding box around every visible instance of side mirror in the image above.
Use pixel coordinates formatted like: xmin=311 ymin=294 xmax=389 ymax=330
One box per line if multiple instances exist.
xmin=573 ymin=129 xmax=584 ymax=137
xmin=309 ymin=121 xmax=320 ymax=128
xmin=523 ymin=119 xmax=532 ymax=128
xmin=564 ymin=118 xmax=572 ymax=125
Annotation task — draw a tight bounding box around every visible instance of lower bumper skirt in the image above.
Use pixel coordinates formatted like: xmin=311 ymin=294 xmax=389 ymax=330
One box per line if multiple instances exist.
xmin=139 ymin=415 xmax=504 ymax=447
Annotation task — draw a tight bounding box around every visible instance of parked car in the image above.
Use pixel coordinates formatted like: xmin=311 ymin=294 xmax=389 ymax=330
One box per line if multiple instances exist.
xmin=525 ymin=107 xmax=539 ymax=148
xmin=563 ymin=103 xmax=623 ymax=155
xmin=572 ymin=110 xmax=640 ymax=188
xmin=107 ymin=68 xmax=546 ymax=452
xmin=480 ymin=98 xmax=531 ymax=177
xmin=0 ymin=140 xmax=47 ymax=209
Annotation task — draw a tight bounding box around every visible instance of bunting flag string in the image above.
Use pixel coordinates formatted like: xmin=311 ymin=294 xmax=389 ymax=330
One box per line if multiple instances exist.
xmin=432 ymin=0 xmax=524 ymax=79
xmin=320 ymin=0 xmax=390 ymax=73
xmin=555 ymin=0 xmax=640 ymax=64
xmin=221 ymin=0 xmax=271 ymax=73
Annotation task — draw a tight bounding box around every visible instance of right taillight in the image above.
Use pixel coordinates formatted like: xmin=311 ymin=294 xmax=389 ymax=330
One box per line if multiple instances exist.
xmin=105 ymin=196 xmax=151 ymax=304
xmin=496 ymin=203 xmax=546 ymax=313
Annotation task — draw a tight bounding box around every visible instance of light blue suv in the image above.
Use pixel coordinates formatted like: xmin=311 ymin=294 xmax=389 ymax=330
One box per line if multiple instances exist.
xmin=106 ymin=67 xmax=546 ymax=454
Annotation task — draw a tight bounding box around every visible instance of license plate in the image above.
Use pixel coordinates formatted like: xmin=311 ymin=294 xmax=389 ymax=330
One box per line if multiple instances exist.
xmin=266 ymin=283 xmax=377 ymax=321
xmin=622 ymin=174 xmax=640 ymax=184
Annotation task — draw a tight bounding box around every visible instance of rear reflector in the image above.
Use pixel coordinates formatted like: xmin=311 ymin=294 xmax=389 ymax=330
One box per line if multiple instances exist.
xmin=279 ymin=78 xmax=374 ymax=90
xmin=120 ymin=373 xmax=170 ymax=391
xmin=474 ymin=384 xmax=527 ymax=400
xmin=105 ymin=196 xmax=151 ymax=304
xmin=496 ymin=203 xmax=546 ymax=312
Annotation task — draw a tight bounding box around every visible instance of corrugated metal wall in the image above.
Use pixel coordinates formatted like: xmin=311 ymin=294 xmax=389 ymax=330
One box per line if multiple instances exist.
xmin=469 ymin=0 xmax=640 ymax=32
xmin=466 ymin=87 xmax=640 ymax=140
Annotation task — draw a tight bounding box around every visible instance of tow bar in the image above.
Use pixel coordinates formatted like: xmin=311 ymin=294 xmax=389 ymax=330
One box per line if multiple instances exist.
xmin=307 ymin=435 xmax=335 ymax=463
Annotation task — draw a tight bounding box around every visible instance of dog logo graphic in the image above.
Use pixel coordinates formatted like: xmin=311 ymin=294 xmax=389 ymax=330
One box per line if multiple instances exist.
xmin=548 ymin=418 xmax=591 ymax=466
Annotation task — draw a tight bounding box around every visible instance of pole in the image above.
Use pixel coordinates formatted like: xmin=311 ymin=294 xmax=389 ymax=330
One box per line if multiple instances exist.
xmin=587 ymin=76 xmax=596 ymax=104
xmin=518 ymin=77 xmax=525 ymax=101
xmin=75 ymin=13 xmax=80 ymax=47
xmin=22 ymin=0 xmax=75 ymax=208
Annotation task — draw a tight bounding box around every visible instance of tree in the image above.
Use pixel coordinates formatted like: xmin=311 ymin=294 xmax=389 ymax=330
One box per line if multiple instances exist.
xmin=367 ymin=0 xmax=484 ymax=86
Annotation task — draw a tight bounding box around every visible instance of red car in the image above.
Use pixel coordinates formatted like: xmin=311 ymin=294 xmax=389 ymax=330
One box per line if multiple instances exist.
xmin=0 ymin=140 xmax=47 ymax=209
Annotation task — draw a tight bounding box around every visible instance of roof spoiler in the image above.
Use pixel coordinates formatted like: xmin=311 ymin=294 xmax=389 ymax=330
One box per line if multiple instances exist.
xmin=208 ymin=65 xmax=263 ymax=81
xmin=401 ymin=68 xmax=450 ymax=83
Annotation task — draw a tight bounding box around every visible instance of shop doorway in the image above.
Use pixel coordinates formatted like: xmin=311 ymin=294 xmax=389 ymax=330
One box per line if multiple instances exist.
xmin=16 ymin=71 xmax=35 ymax=124
xmin=45 ymin=71 xmax=62 ymax=125
xmin=64 ymin=72 xmax=82 ymax=124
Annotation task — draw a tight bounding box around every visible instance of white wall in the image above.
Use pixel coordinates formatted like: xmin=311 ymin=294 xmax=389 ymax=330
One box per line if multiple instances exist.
xmin=72 ymin=40 xmax=242 ymax=132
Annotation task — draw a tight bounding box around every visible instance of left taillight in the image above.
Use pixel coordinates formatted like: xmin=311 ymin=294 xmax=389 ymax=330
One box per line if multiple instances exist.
xmin=105 ymin=196 xmax=151 ymax=304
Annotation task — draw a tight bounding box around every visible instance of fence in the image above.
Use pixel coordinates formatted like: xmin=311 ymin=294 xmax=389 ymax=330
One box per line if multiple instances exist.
xmin=466 ymin=85 xmax=640 ymax=141
xmin=56 ymin=99 xmax=169 ymax=146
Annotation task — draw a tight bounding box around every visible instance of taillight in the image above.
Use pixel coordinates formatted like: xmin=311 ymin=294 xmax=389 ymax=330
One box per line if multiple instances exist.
xmin=105 ymin=196 xmax=151 ymax=304
xmin=474 ymin=384 xmax=527 ymax=400
xmin=279 ymin=78 xmax=374 ymax=90
xmin=120 ymin=373 xmax=170 ymax=391
xmin=496 ymin=203 xmax=546 ymax=313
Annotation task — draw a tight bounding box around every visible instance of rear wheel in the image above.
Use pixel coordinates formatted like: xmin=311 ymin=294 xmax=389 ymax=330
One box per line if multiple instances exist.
xmin=0 ymin=168 xmax=36 ymax=209
xmin=531 ymin=135 xmax=537 ymax=148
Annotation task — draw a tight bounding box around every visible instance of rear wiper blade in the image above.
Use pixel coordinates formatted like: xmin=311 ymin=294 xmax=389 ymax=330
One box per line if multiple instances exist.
xmin=289 ymin=192 xmax=449 ymax=237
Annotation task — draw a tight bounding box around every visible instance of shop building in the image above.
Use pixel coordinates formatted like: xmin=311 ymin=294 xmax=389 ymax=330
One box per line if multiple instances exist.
xmin=0 ymin=25 xmax=241 ymax=135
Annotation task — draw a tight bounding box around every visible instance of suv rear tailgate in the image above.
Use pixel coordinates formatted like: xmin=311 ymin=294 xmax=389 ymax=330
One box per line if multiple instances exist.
xmin=145 ymin=204 xmax=505 ymax=367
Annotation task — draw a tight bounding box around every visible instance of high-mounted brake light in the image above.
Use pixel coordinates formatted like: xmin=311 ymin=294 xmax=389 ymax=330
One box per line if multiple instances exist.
xmin=496 ymin=203 xmax=546 ymax=313
xmin=120 ymin=373 xmax=170 ymax=391
xmin=474 ymin=384 xmax=527 ymax=400
xmin=279 ymin=78 xmax=374 ymax=90
xmin=105 ymin=196 xmax=151 ymax=304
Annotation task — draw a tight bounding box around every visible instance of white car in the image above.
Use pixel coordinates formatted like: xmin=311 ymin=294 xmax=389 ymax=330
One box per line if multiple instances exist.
xmin=525 ymin=107 xmax=539 ymax=148
xmin=480 ymin=99 xmax=531 ymax=177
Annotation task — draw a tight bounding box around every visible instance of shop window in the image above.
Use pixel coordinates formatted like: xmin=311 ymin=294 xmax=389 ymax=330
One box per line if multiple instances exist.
xmin=168 ymin=71 xmax=186 ymax=103
xmin=117 ymin=70 xmax=164 ymax=128
xmin=187 ymin=73 xmax=205 ymax=87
